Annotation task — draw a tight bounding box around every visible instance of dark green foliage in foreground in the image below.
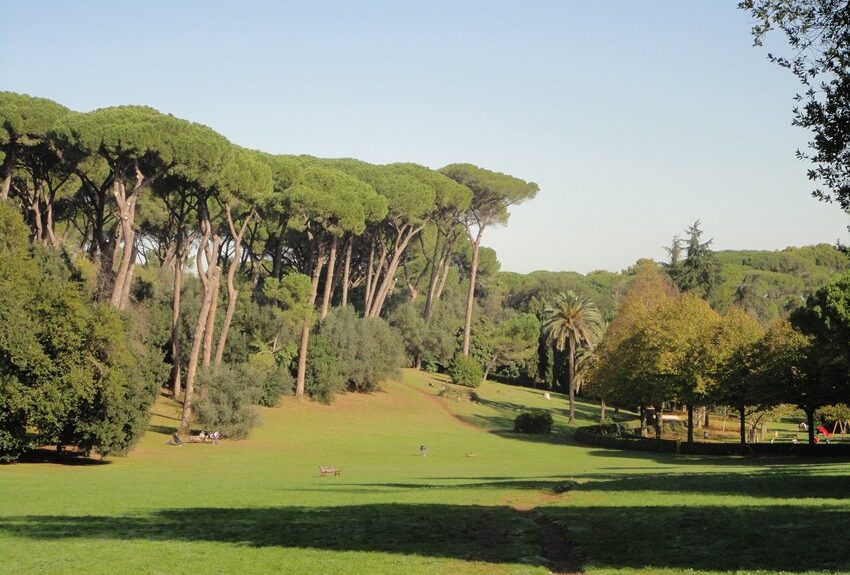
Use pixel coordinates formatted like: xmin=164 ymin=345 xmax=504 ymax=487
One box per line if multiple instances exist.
xmin=447 ymin=355 xmax=483 ymax=388
xmin=0 ymin=203 xmax=164 ymax=461
xmin=193 ymin=365 xmax=261 ymax=438
xmin=320 ymin=306 xmax=402 ymax=392
xmin=514 ymin=411 xmax=553 ymax=434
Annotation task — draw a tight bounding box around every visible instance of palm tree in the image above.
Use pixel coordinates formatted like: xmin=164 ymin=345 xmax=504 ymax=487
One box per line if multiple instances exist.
xmin=543 ymin=291 xmax=604 ymax=424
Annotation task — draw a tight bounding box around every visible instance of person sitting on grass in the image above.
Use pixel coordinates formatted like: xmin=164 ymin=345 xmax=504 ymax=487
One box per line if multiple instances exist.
xmin=171 ymin=433 xmax=183 ymax=446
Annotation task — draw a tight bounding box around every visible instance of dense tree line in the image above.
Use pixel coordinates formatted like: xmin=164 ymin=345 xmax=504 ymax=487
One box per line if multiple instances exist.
xmin=0 ymin=92 xmax=538 ymax=460
xmin=585 ymin=262 xmax=850 ymax=444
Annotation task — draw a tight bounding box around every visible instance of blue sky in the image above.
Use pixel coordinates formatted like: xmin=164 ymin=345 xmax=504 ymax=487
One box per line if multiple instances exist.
xmin=2 ymin=0 xmax=847 ymax=273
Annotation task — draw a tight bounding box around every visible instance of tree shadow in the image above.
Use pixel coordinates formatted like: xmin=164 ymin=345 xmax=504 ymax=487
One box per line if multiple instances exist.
xmin=542 ymin=503 xmax=850 ymax=572
xmin=0 ymin=504 xmax=539 ymax=566
xmin=16 ymin=449 xmax=111 ymax=466
xmin=572 ymin=470 xmax=850 ymax=500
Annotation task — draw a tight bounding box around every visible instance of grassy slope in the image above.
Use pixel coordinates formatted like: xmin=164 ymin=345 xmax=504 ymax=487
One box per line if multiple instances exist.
xmin=2 ymin=370 xmax=850 ymax=574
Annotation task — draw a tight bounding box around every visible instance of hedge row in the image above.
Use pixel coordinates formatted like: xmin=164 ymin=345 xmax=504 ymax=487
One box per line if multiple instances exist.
xmin=574 ymin=424 xmax=850 ymax=457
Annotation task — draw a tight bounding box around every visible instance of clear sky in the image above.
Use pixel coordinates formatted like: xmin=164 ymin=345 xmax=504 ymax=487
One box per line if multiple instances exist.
xmin=2 ymin=0 xmax=847 ymax=273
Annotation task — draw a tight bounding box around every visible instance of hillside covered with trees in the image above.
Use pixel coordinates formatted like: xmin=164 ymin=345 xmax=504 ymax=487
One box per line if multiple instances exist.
xmin=1 ymin=91 xmax=848 ymax=461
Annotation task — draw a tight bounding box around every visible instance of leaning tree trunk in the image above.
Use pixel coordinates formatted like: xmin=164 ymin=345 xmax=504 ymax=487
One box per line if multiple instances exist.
xmin=180 ymin=244 xmax=220 ymax=435
xmin=462 ymin=227 xmax=485 ymax=356
xmin=169 ymin=239 xmax=184 ymax=398
xmin=320 ymin=235 xmax=338 ymax=320
xmin=341 ymin=237 xmax=352 ymax=308
xmin=1 ymin=152 xmax=13 ymax=201
xmin=202 ymin=269 xmax=220 ymax=368
xmin=294 ymin=237 xmax=325 ymax=398
xmin=118 ymin=242 xmax=138 ymax=310
xmin=110 ymin=178 xmax=139 ymax=309
xmin=214 ymin=206 xmax=253 ymax=368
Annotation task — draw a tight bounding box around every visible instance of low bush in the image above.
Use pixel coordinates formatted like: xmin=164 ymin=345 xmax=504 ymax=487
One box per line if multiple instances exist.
xmin=448 ymin=355 xmax=483 ymax=388
xmin=514 ymin=411 xmax=553 ymax=434
xmin=193 ymin=365 xmax=261 ymax=439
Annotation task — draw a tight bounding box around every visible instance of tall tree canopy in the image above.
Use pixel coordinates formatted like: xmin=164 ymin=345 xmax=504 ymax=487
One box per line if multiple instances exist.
xmin=439 ymin=163 xmax=538 ymax=357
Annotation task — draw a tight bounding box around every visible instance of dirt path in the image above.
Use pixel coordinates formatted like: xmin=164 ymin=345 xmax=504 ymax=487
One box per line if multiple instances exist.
xmin=518 ymin=509 xmax=584 ymax=575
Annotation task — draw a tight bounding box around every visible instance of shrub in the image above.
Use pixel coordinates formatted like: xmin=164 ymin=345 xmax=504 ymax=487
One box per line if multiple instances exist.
xmin=514 ymin=411 xmax=554 ymax=434
xmin=193 ymin=365 xmax=261 ymax=439
xmin=304 ymin=334 xmax=345 ymax=404
xmin=447 ymin=354 xmax=483 ymax=388
xmin=321 ymin=307 xmax=403 ymax=392
xmin=244 ymin=351 xmax=294 ymax=407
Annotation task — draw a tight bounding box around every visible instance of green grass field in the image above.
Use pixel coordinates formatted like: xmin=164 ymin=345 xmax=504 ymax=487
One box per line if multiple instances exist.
xmin=2 ymin=369 xmax=849 ymax=574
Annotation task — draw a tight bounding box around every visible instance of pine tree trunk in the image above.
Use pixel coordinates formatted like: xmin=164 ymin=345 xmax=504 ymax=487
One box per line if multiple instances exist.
xmin=110 ymin=180 xmax=138 ymax=309
xmin=320 ymin=235 xmax=338 ymax=320
xmin=341 ymin=237 xmax=352 ymax=308
xmin=295 ymin=237 xmax=324 ymax=398
xmin=462 ymin=229 xmax=484 ymax=356
xmin=214 ymin=207 xmax=252 ymax=368
xmin=169 ymin=245 xmax=184 ymax=398
xmin=202 ymin=270 xmax=220 ymax=368
xmin=1 ymin=153 xmax=13 ymax=201
xmin=181 ymin=260 xmax=220 ymax=434
xmin=118 ymin=242 xmax=138 ymax=310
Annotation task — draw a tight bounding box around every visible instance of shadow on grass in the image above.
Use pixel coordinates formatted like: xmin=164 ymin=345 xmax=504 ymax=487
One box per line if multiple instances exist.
xmin=543 ymin=503 xmax=850 ymax=572
xmin=16 ymin=449 xmax=111 ymax=466
xmin=281 ymin=468 xmax=850 ymax=501
xmin=147 ymin=424 xmax=177 ymax=436
xmin=0 ymin=504 xmax=538 ymax=565
xmin=572 ymin=470 xmax=850 ymax=500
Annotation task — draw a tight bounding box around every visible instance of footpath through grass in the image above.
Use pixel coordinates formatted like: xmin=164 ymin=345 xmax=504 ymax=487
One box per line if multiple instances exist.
xmin=1 ymin=369 xmax=849 ymax=574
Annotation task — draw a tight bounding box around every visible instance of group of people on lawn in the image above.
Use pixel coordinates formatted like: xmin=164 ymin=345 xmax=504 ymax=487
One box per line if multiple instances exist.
xmin=170 ymin=430 xmax=220 ymax=446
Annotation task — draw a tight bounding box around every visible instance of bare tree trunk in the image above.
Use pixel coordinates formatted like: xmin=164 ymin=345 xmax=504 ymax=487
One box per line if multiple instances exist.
xmin=462 ymin=226 xmax=485 ymax=356
xmin=180 ymin=221 xmax=218 ymax=433
xmin=640 ymin=406 xmax=647 ymax=437
xmin=370 ymin=224 xmax=424 ymax=318
xmin=295 ymin=237 xmax=325 ymax=398
xmin=45 ymin=197 xmax=58 ymax=248
xmin=364 ymin=235 xmax=376 ymax=316
xmin=703 ymin=406 xmax=710 ymax=429
xmin=203 ymin=271 xmax=220 ymax=368
xmin=169 ymin=241 xmax=184 ymax=398
xmin=654 ymin=405 xmax=663 ymax=439
xmin=739 ymin=405 xmax=746 ymax=445
xmin=341 ymin=236 xmax=352 ymax=307
xmin=687 ymin=403 xmax=694 ymax=443
xmin=599 ymin=398 xmax=606 ymax=424
xmin=110 ymin=177 xmax=139 ymax=308
xmin=214 ymin=206 xmax=253 ymax=368
xmin=320 ymin=235 xmax=338 ymax=320
xmin=118 ymin=242 xmax=138 ymax=310
xmin=1 ymin=153 xmax=12 ymax=201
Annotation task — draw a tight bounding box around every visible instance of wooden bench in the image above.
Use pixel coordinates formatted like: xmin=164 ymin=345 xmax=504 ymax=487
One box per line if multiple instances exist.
xmin=319 ymin=465 xmax=341 ymax=476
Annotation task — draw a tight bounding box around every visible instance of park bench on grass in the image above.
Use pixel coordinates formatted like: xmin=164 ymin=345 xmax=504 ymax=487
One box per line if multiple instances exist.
xmin=319 ymin=465 xmax=341 ymax=476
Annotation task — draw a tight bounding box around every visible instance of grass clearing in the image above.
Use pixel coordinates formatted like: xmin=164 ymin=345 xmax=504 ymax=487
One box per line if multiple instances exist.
xmin=2 ymin=369 xmax=849 ymax=574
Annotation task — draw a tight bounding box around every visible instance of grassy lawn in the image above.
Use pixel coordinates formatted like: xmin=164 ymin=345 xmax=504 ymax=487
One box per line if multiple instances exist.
xmin=2 ymin=369 xmax=849 ymax=574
